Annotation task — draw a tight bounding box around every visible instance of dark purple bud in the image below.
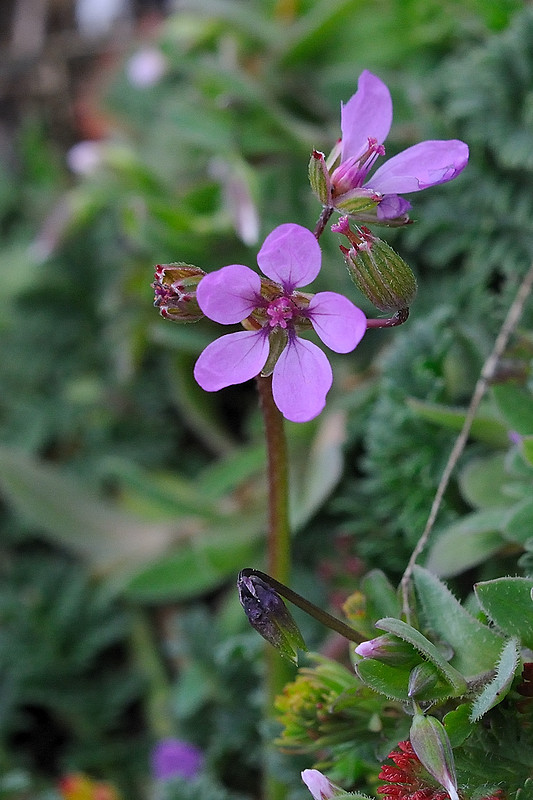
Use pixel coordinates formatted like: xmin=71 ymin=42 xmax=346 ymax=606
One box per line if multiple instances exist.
xmin=237 ymin=571 xmax=307 ymax=664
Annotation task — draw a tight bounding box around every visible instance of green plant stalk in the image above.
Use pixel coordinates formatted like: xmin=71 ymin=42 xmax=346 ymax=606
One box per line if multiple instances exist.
xmin=256 ymin=374 xmax=292 ymax=800
xmin=131 ymin=609 xmax=173 ymax=739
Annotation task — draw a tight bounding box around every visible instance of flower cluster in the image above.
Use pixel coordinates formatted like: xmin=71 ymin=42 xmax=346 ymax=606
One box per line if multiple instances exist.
xmin=378 ymin=740 xmax=450 ymax=800
xmin=193 ymin=223 xmax=366 ymax=422
xmin=153 ymin=69 xmax=469 ymax=423
xmin=310 ymin=70 xmax=468 ymax=224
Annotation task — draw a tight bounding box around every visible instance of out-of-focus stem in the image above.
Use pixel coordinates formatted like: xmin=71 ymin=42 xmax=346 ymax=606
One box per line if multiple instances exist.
xmin=256 ymin=374 xmax=292 ymax=800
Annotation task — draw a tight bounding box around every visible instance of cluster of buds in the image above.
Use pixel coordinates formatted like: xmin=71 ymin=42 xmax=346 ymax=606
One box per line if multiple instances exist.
xmin=332 ymin=216 xmax=417 ymax=313
xmin=152 ymin=263 xmax=206 ymax=322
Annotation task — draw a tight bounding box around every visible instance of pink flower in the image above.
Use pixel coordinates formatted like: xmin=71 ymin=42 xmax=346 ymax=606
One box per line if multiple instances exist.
xmin=193 ymin=224 xmax=366 ymax=423
xmin=313 ymin=70 xmax=469 ymax=223
xmin=301 ymin=769 xmax=340 ymax=799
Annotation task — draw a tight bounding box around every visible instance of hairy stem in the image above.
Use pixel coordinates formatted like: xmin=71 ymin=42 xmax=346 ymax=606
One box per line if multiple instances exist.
xmin=366 ymin=307 xmax=410 ymax=328
xmin=314 ymin=206 xmax=334 ymax=240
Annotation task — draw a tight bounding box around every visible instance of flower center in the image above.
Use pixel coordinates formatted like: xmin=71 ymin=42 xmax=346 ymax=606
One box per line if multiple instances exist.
xmin=331 ymin=136 xmax=386 ymax=196
xmin=266 ymin=296 xmax=297 ymax=329
xmin=153 ymin=280 xmax=176 ymax=306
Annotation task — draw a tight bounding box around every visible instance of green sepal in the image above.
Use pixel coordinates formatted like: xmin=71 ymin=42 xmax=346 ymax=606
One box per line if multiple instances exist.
xmin=470 ymin=637 xmax=520 ymax=721
xmin=375 ymin=617 xmax=467 ymax=696
xmin=308 ymin=150 xmax=331 ymax=205
xmin=261 ymin=327 xmax=288 ymax=377
xmin=343 ymin=237 xmax=417 ymax=312
xmin=475 ymin=576 xmax=533 ymax=648
xmin=336 ymin=189 xmax=380 ymax=214
xmin=410 ymin=715 xmax=458 ymax=800
xmin=408 ymin=662 xmax=440 ymax=699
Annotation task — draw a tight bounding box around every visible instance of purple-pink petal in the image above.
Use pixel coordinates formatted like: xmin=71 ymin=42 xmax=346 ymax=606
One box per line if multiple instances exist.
xmin=369 ymin=139 xmax=469 ymax=194
xmin=272 ymin=338 xmax=332 ymax=423
xmin=301 ymin=769 xmax=338 ymax=800
xmin=307 ymin=292 xmax=366 ymax=353
xmin=257 ymin=223 xmax=321 ymax=291
xmin=196 ymin=264 xmax=261 ymax=324
xmin=376 ymin=194 xmax=412 ymax=221
xmin=194 ymin=330 xmax=269 ymax=391
xmin=340 ymin=70 xmax=392 ymax=163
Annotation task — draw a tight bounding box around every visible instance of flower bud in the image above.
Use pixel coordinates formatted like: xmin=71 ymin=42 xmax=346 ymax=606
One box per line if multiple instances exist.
xmin=237 ymin=571 xmax=307 ymax=664
xmin=355 ymin=634 xmax=420 ymax=667
xmin=308 ymin=150 xmax=332 ymax=206
xmin=332 ymin=217 xmax=417 ymax=312
xmin=152 ymin=263 xmax=206 ymax=322
xmin=302 ymin=769 xmax=343 ymax=800
xmin=409 ymin=715 xmax=459 ymax=800
xmin=408 ymin=663 xmax=439 ymax=699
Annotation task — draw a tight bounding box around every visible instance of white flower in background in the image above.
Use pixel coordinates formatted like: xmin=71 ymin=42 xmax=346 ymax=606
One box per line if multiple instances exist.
xmin=75 ymin=0 xmax=129 ymax=38
xmin=126 ymin=47 xmax=167 ymax=88
xmin=66 ymin=141 xmax=104 ymax=176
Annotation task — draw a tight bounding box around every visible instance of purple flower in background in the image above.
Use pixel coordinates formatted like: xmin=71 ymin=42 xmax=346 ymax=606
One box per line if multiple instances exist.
xmin=311 ymin=70 xmax=469 ymax=223
xmin=193 ymin=224 xmax=367 ymax=423
xmin=151 ymin=738 xmax=204 ymax=782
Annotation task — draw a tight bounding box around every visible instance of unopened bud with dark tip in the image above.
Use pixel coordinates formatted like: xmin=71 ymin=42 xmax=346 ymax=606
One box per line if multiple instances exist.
xmin=410 ymin=714 xmax=459 ymax=800
xmin=308 ymin=150 xmax=332 ymax=206
xmin=333 ymin=217 xmax=417 ymax=312
xmin=152 ymin=263 xmax=206 ymax=322
xmin=237 ymin=571 xmax=307 ymax=664
xmin=355 ymin=634 xmax=420 ymax=667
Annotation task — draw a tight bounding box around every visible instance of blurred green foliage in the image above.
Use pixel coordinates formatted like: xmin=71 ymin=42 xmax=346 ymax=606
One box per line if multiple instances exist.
xmin=0 ymin=0 xmax=532 ymax=798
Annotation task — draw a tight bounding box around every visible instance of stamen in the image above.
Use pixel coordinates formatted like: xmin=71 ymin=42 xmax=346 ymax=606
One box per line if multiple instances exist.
xmin=266 ymin=296 xmax=297 ymax=329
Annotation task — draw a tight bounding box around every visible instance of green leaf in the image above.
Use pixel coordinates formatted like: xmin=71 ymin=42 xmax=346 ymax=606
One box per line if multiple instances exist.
xmin=522 ymin=436 xmax=533 ymax=467
xmin=362 ymin=569 xmax=401 ymax=620
xmin=375 ymin=618 xmax=467 ymax=696
xmin=492 ymin=384 xmax=533 ymax=435
xmin=406 ymin=398 xmax=509 ymax=446
xmin=443 ymin=704 xmax=474 ymax=748
xmin=425 ymin=510 xmax=507 ymax=578
xmin=0 ymin=446 xmax=176 ymax=571
xmin=289 ymin=410 xmax=347 ymax=530
xmin=123 ymin=516 xmax=262 ymax=602
xmin=502 ymin=498 xmax=533 ymax=546
xmin=355 ymin=658 xmax=418 ymax=702
xmin=475 ymin=577 xmax=533 ymax=648
xmin=197 ymin=444 xmax=266 ymax=500
xmin=413 ymin=566 xmax=505 ymax=677
xmin=470 ymin=638 xmax=520 ymax=721
xmin=459 ymin=453 xmax=516 ymax=509
xmin=343 ymin=570 xmax=400 ymax=638
xmin=516 ymin=778 xmax=533 ymax=800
